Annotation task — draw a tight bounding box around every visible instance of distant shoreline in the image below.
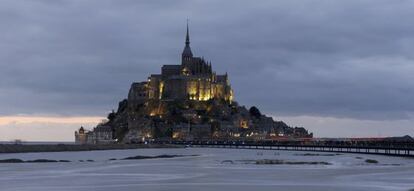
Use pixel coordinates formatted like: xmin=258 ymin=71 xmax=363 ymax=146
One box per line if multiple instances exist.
xmin=0 ymin=144 xmax=183 ymax=154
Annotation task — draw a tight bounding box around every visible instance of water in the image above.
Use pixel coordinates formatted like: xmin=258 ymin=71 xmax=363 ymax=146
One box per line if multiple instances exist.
xmin=0 ymin=148 xmax=413 ymax=191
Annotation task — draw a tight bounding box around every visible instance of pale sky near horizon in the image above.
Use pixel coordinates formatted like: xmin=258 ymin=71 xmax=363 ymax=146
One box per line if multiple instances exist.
xmin=1 ymin=0 xmax=413 ymax=141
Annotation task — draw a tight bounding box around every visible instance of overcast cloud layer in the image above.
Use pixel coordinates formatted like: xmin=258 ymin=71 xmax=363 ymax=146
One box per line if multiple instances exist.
xmin=1 ymin=1 xmax=414 ymax=125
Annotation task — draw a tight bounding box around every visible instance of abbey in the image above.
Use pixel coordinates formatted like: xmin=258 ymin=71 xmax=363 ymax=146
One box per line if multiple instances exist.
xmin=75 ymin=25 xmax=312 ymax=144
xmin=128 ymin=25 xmax=233 ymax=104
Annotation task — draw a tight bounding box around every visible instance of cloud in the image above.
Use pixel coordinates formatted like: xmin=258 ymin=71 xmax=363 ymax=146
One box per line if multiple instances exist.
xmin=1 ymin=0 xmax=414 ymax=123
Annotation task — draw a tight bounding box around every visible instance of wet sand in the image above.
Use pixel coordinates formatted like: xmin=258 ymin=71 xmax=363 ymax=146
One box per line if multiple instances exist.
xmin=0 ymin=148 xmax=413 ymax=191
xmin=0 ymin=143 xmax=182 ymax=153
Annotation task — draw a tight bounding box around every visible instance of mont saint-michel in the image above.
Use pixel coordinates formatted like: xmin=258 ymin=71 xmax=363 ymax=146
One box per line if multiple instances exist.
xmin=75 ymin=26 xmax=312 ymax=144
xmin=3 ymin=1 xmax=414 ymax=191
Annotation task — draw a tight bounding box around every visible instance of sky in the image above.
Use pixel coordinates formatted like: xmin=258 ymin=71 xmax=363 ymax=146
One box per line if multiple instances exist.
xmin=0 ymin=0 xmax=413 ymax=141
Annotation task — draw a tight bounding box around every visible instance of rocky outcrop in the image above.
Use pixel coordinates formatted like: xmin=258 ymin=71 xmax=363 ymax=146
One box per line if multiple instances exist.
xmin=100 ymin=96 xmax=312 ymax=143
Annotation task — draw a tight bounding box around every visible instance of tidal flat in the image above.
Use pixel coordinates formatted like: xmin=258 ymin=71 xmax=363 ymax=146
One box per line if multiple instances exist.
xmin=0 ymin=148 xmax=413 ymax=191
xmin=0 ymin=143 xmax=182 ymax=153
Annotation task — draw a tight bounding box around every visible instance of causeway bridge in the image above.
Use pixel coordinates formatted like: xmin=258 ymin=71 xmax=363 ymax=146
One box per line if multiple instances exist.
xmin=162 ymin=141 xmax=414 ymax=157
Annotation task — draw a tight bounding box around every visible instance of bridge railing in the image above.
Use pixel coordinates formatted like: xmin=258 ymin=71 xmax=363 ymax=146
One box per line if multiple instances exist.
xmin=160 ymin=140 xmax=414 ymax=150
xmin=155 ymin=140 xmax=414 ymax=157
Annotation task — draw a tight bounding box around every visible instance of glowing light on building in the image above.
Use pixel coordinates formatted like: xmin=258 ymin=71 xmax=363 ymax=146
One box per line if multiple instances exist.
xmin=240 ymin=119 xmax=249 ymax=129
xmin=172 ymin=132 xmax=180 ymax=139
xmin=159 ymin=81 xmax=164 ymax=99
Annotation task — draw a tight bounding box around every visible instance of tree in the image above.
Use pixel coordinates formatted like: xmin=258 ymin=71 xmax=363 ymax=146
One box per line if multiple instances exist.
xmin=107 ymin=110 xmax=116 ymax=121
xmin=152 ymin=126 xmax=163 ymax=138
xmin=165 ymin=128 xmax=173 ymax=138
xmin=117 ymin=99 xmax=128 ymax=113
xmin=249 ymin=106 xmax=262 ymax=118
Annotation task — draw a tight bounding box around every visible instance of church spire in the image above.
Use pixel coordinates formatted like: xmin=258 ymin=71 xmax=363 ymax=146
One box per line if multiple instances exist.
xmin=186 ymin=21 xmax=190 ymax=46
xmin=182 ymin=20 xmax=193 ymax=59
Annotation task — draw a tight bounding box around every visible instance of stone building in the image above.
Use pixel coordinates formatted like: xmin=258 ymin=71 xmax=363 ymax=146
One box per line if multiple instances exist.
xmin=128 ymin=24 xmax=233 ymax=106
xmin=74 ymin=126 xmax=88 ymax=144
xmin=75 ymin=125 xmax=115 ymax=144
xmin=92 ymin=125 xmax=114 ymax=144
